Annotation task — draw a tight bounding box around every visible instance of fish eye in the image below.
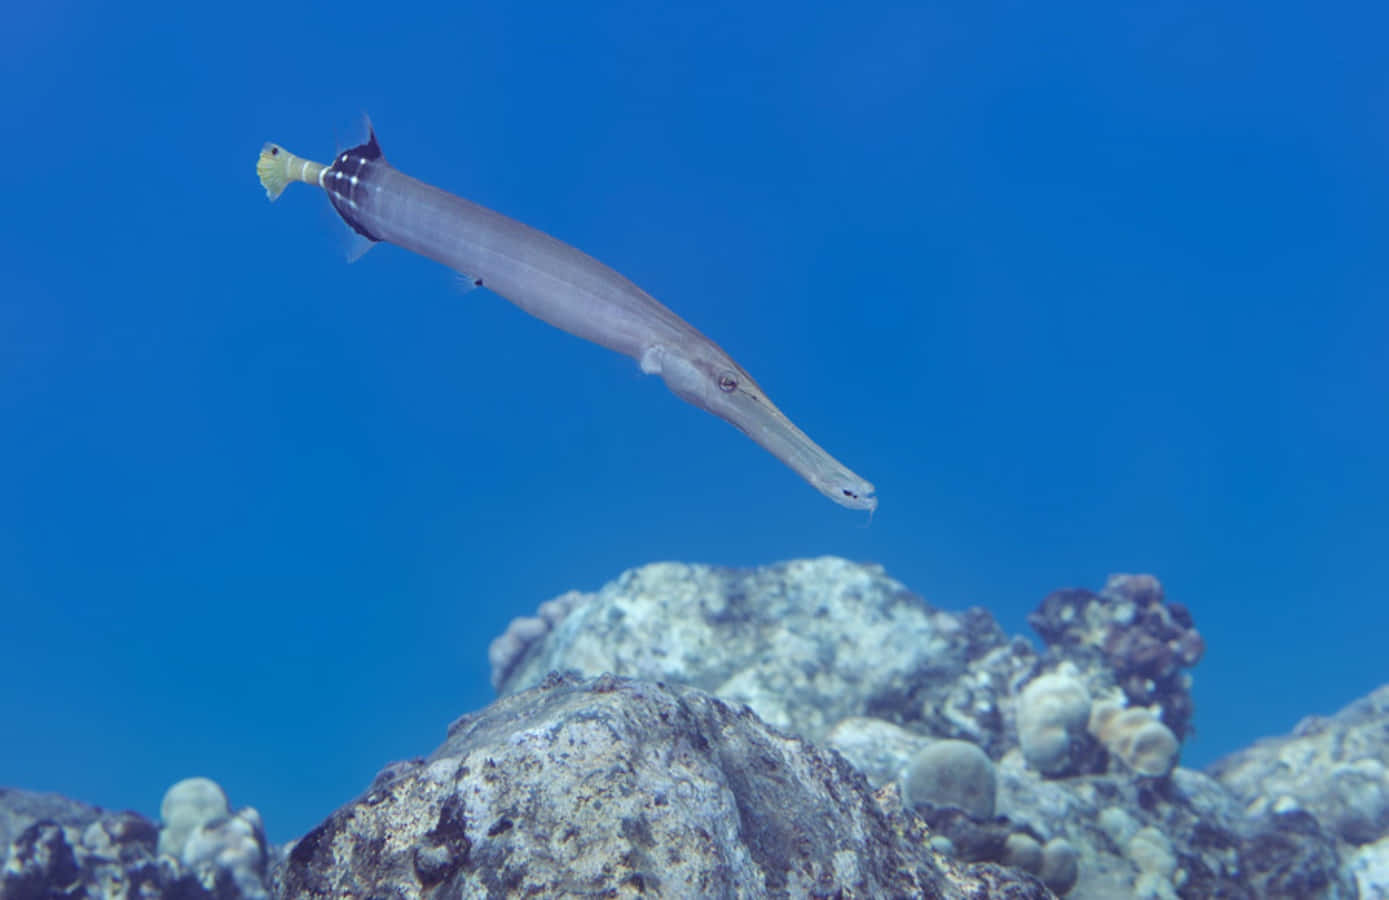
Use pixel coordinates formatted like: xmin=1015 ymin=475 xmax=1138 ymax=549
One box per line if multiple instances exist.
xmin=717 ymin=372 xmax=738 ymax=393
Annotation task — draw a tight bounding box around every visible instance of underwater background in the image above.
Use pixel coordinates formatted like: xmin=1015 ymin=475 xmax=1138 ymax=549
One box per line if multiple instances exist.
xmin=2 ymin=0 xmax=1385 ymax=843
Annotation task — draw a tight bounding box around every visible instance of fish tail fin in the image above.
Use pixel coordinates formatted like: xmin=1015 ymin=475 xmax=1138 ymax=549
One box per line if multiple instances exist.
xmin=256 ymin=142 xmax=327 ymax=201
xmin=256 ymin=143 xmax=293 ymax=201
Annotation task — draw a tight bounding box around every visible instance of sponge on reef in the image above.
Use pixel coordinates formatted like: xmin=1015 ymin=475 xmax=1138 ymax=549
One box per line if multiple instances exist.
xmin=157 ymin=777 xmax=269 ymax=899
xmin=157 ymin=777 xmax=228 ymax=859
xmin=1017 ymin=669 xmax=1093 ymax=776
xmin=1088 ymin=699 xmax=1179 ymax=778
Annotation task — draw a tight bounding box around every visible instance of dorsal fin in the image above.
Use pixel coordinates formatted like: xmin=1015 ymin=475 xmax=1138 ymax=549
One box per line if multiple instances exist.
xmin=352 ymin=116 xmax=386 ymax=162
xmin=352 ymin=116 xmax=385 ymax=163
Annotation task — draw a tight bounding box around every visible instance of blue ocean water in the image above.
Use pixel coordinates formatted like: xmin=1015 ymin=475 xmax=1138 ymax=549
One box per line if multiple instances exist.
xmin=1 ymin=1 xmax=1384 ymax=842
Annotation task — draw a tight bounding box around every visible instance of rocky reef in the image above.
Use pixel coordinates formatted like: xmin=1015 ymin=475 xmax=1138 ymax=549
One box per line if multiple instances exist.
xmin=1 ymin=778 xmax=270 ymax=899
xmin=5 ymin=557 xmax=1387 ymax=898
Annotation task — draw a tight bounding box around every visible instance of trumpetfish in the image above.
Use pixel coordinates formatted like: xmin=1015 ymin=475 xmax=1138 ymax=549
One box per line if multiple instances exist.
xmin=256 ymin=123 xmax=876 ymax=511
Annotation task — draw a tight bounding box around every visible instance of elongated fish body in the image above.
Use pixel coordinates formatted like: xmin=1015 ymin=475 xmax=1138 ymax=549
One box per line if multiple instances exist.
xmin=324 ymin=132 xmax=691 ymax=361
xmin=257 ymin=127 xmax=877 ymax=511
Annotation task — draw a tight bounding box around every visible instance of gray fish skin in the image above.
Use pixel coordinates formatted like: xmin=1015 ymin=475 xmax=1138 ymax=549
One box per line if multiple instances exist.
xmin=264 ymin=130 xmax=877 ymax=511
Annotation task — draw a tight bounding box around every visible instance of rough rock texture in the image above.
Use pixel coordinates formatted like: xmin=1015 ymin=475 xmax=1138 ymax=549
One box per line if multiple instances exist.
xmin=275 ymin=672 xmax=1048 ymax=899
xmin=494 ymin=557 xmax=1036 ymax=757
xmin=1210 ymin=684 xmax=1389 ymax=847
xmin=0 ymin=785 xmax=272 ymax=899
xmin=0 ymin=789 xmax=104 ymax=857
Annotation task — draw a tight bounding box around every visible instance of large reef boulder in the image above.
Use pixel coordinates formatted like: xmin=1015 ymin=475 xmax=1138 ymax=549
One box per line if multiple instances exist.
xmin=274 ymin=672 xmax=1047 ymax=899
xmin=491 ymin=556 xmax=1034 ymax=756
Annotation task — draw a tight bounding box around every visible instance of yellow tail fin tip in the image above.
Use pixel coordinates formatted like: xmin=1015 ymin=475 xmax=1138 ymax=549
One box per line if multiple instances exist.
xmin=256 ymin=143 xmax=291 ymax=201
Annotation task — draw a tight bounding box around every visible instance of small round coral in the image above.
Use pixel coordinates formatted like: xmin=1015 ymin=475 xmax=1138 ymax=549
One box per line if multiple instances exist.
xmin=1017 ymin=670 xmax=1092 ymax=776
xmin=158 ymin=777 xmax=228 ymax=859
xmin=901 ymin=739 xmax=997 ymax=820
xmin=1040 ymin=838 xmax=1080 ymax=895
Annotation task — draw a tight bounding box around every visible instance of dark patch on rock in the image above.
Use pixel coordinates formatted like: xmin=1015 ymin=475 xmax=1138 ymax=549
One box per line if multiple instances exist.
xmin=620 ymin=814 xmax=655 ymax=848
xmin=1240 ymin=811 xmax=1348 ymax=898
xmin=414 ymin=793 xmax=471 ymax=887
xmin=1027 ymin=588 xmax=1100 ymax=648
xmin=286 ymin=821 xmax=326 ymax=868
xmin=5 ymin=821 xmax=82 ymax=897
xmin=918 ymin=806 xmax=1012 ymax=863
xmin=105 ymin=811 xmax=159 ymax=851
xmin=959 ymin=606 xmax=1010 ymax=661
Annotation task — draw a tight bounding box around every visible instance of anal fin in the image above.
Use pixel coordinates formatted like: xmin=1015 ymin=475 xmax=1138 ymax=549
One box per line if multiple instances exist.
xmin=345 ymin=233 xmax=377 ymax=263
